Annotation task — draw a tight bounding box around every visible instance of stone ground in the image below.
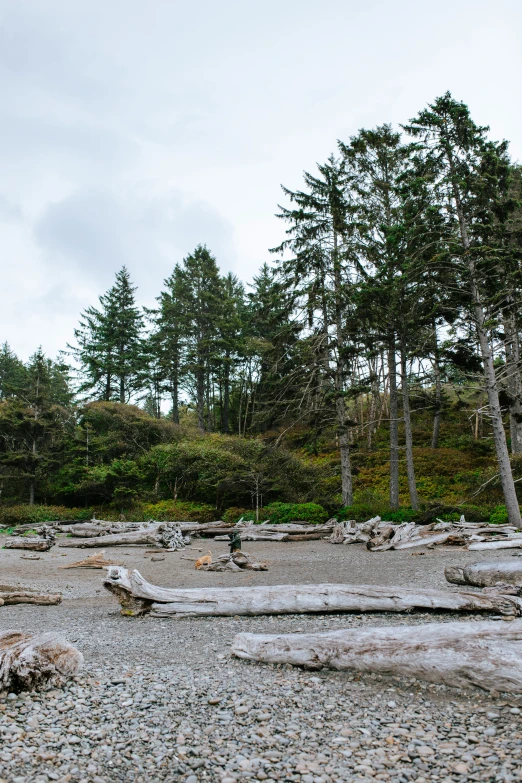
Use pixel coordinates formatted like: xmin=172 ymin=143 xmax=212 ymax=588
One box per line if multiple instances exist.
xmin=1 ymin=535 xmax=521 ymax=783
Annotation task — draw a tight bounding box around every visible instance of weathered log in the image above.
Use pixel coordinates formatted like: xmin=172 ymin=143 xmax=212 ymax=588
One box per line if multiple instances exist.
xmin=214 ymin=531 xmax=289 ymax=542
xmin=468 ymin=539 xmax=522 ymax=551
xmin=103 ymin=567 xmax=522 ymax=617
xmin=231 ymin=619 xmax=522 ymax=693
xmin=60 ymin=551 xmax=123 ymax=569
xmin=445 ymin=560 xmax=522 ymax=588
xmin=4 ymin=537 xmax=54 ymax=551
xmin=59 ymin=530 xmax=162 ymax=548
xmin=0 ymin=589 xmax=61 ymax=606
xmin=0 ymin=631 xmax=83 ymax=692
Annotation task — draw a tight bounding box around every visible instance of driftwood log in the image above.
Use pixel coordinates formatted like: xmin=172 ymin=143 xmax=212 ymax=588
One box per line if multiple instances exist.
xmin=468 ymin=539 xmax=522 ymax=551
xmin=0 ymin=585 xmax=61 ymax=605
xmin=59 ymin=529 xmax=164 ymax=548
xmin=4 ymin=537 xmax=54 ymax=551
xmin=446 ymin=560 xmax=522 ymax=588
xmin=0 ymin=631 xmax=83 ymax=692
xmin=232 ymin=619 xmax=522 ymax=693
xmin=103 ymin=567 xmax=522 ymax=617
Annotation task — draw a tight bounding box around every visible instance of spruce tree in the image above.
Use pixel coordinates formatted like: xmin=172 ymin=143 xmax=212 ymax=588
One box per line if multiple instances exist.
xmin=404 ymin=93 xmax=521 ymax=525
xmin=72 ymin=267 xmax=145 ymax=404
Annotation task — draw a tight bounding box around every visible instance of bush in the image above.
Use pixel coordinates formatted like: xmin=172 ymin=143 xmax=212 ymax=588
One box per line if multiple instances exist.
xmin=0 ymin=505 xmax=92 ymax=527
xmin=140 ymin=500 xmax=216 ymax=522
xmin=258 ymin=502 xmax=328 ymax=525
xmin=489 ymin=505 xmax=509 ymax=525
xmin=222 ymin=507 xmax=251 ymax=524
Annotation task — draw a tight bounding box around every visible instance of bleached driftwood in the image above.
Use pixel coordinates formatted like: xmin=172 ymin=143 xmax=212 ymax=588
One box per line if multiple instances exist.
xmin=468 ymin=539 xmax=522 ymax=551
xmin=200 ymin=551 xmax=268 ymax=572
xmin=0 ymin=631 xmax=83 ymax=692
xmin=4 ymin=537 xmax=54 ymax=551
xmin=446 ymin=560 xmax=522 ymax=588
xmin=214 ymin=530 xmax=289 ymax=542
xmin=0 ymin=586 xmax=61 ymax=606
xmin=231 ymin=619 xmax=522 ymax=692
xmin=60 ymin=551 xmax=123 ymax=569
xmin=58 ymin=521 xmax=187 ymax=550
xmin=103 ymin=567 xmax=522 ymax=617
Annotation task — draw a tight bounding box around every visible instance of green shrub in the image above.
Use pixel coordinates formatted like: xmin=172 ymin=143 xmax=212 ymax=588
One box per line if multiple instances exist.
xmin=0 ymin=505 xmax=92 ymax=527
xmin=222 ymin=507 xmax=251 ymax=524
xmin=140 ymin=500 xmax=216 ymax=522
xmin=262 ymin=502 xmax=328 ymax=525
xmin=386 ymin=508 xmax=419 ymax=524
xmin=489 ymin=505 xmax=509 ymax=525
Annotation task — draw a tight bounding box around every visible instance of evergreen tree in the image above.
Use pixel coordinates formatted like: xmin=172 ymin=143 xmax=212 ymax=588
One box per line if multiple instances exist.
xmin=404 ymin=92 xmax=521 ymax=525
xmin=72 ymin=267 xmax=145 ymax=404
xmin=0 ymin=343 xmax=26 ymax=399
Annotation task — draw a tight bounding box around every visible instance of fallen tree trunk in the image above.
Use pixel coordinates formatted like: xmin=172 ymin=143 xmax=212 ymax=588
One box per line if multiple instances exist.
xmin=103 ymin=567 xmax=522 ymax=617
xmin=231 ymin=619 xmax=522 ymax=693
xmin=446 ymin=560 xmax=522 ymax=588
xmin=59 ymin=530 xmax=162 ymax=548
xmin=0 ymin=631 xmax=83 ymax=692
xmin=4 ymin=537 xmax=54 ymax=551
xmin=468 ymin=539 xmax=522 ymax=551
xmin=0 ymin=589 xmax=61 ymax=606
xmin=214 ymin=531 xmax=289 ymax=542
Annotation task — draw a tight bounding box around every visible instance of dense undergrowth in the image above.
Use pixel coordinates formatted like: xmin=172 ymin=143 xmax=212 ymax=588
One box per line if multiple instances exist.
xmin=0 ymin=398 xmax=519 ymax=526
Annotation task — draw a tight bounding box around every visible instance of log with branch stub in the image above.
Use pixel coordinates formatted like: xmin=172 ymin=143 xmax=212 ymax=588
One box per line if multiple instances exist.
xmin=468 ymin=539 xmax=522 ymax=551
xmin=445 ymin=560 xmax=522 ymax=588
xmin=102 ymin=567 xmax=522 ymax=617
xmin=231 ymin=619 xmax=522 ymax=693
xmin=0 ymin=631 xmax=83 ymax=693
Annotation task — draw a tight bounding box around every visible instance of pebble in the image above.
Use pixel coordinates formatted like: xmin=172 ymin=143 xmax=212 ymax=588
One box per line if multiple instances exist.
xmin=2 ymin=593 xmax=522 ymax=782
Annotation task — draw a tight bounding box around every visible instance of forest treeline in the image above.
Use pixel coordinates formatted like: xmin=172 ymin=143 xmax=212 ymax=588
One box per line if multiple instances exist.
xmin=2 ymin=93 xmax=522 ymax=523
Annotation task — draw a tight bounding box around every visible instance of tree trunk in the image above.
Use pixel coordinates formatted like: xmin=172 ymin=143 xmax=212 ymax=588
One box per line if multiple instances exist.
xmin=449 ymin=155 xmax=521 ymax=527
xmin=400 ymin=341 xmax=419 ymax=510
xmin=231 ymin=619 xmax=522 ymax=692
xmin=0 ymin=631 xmax=83 ymax=692
xmin=222 ymin=352 xmax=230 ymax=434
xmin=431 ymin=324 xmax=442 ymax=448
xmin=4 ymin=537 xmax=54 ymax=551
xmin=171 ymin=369 xmax=179 ymax=424
xmin=388 ymin=336 xmax=399 ymax=509
xmin=196 ymin=360 xmax=205 ymax=433
xmin=503 ymin=304 xmax=522 ymax=454
xmin=103 ymin=567 xmax=522 ymax=617
xmin=0 ymin=588 xmax=61 ymax=605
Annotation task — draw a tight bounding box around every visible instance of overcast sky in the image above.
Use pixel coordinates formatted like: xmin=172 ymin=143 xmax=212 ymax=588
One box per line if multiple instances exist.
xmin=1 ymin=0 xmax=521 ymax=360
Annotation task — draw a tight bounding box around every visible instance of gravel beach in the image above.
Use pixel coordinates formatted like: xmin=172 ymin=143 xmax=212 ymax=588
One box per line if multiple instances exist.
xmin=1 ymin=536 xmax=521 ymax=782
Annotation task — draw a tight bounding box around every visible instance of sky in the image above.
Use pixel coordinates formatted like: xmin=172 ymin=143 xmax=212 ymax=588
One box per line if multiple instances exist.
xmin=1 ymin=0 xmax=521 ymax=360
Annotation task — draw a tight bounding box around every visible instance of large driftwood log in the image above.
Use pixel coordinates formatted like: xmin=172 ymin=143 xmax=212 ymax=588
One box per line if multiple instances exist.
xmin=446 ymin=560 xmax=522 ymax=588
xmin=103 ymin=567 xmax=522 ymax=617
xmin=59 ymin=529 xmax=162 ymax=548
xmin=468 ymin=539 xmax=522 ymax=551
xmin=231 ymin=619 xmax=522 ymax=693
xmin=0 ymin=631 xmax=83 ymax=692
xmin=4 ymin=537 xmax=54 ymax=551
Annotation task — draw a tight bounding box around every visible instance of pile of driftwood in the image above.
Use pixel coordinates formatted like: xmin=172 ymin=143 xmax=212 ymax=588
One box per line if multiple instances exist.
xmin=3 ymin=524 xmax=57 ymax=552
xmin=195 ymin=550 xmax=268 ymax=572
xmin=0 ymin=584 xmax=61 ymax=607
xmin=57 ymin=521 xmax=190 ymax=550
xmin=0 ymin=630 xmax=82 ymax=692
xmin=103 ymin=566 xmax=522 ymax=617
xmin=329 ymin=516 xmax=522 ymax=552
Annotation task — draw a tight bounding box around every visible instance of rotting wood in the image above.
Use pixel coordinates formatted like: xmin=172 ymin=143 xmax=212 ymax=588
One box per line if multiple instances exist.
xmin=102 ymin=567 xmax=522 ymax=617
xmin=445 ymin=560 xmax=522 ymax=588
xmin=60 ymin=551 xmax=123 ymax=569
xmin=231 ymin=619 xmax=522 ymax=693
xmin=0 ymin=630 xmax=83 ymax=692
